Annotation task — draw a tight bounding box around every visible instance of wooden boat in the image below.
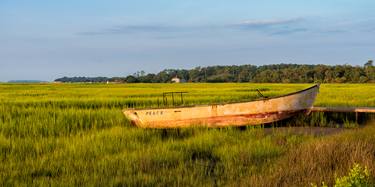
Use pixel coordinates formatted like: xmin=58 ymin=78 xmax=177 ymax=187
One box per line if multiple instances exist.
xmin=123 ymin=85 xmax=320 ymax=128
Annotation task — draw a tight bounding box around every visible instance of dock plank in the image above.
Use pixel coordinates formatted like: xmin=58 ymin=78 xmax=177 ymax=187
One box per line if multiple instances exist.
xmin=311 ymin=107 xmax=375 ymax=113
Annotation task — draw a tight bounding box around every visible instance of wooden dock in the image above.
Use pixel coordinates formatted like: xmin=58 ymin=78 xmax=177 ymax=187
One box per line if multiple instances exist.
xmin=311 ymin=107 xmax=375 ymax=113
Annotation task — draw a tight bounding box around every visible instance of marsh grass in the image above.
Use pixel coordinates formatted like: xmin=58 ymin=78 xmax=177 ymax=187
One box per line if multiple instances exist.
xmin=0 ymin=83 xmax=374 ymax=186
xmin=244 ymin=121 xmax=375 ymax=187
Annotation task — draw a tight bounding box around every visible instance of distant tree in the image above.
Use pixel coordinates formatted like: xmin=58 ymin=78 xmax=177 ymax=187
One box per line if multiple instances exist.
xmin=364 ymin=60 xmax=375 ymax=82
xmin=55 ymin=62 xmax=375 ymax=83
xmin=140 ymin=70 xmax=146 ymax=77
xmin=365 ymin=60 xmax=373 ymax=68
xmin=138 ymin=74 xmax=156 ymax=83
xmin=125 ymin=75 xmax=138 ymax=83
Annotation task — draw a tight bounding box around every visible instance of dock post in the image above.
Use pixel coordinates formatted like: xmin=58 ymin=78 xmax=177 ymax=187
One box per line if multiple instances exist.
xmin=355 ymin=112 xmax=358 ymax=124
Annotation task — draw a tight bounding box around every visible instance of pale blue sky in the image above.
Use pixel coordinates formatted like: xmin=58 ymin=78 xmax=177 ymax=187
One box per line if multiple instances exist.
xmin=1 ymin=0 xmax=374 ymax=81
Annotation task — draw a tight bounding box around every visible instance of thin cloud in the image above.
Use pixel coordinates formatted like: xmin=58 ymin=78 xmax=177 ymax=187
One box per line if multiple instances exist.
xmin=78 ymin=18 xmax=306 ymax=36
xmin=270 ymin=28 xmax=308 ymax=35
xmin=107 ymin=25 xmax=179 ymax=33
xmin=78 ymin=24 xmax=181 ymax=35
xmin=228 ymin=18 xmax=308 ymax=36
xmin=234 ymin=18 xmax=303 ymax=28
xmin=320 ymin=29 xmax=347 ymax=34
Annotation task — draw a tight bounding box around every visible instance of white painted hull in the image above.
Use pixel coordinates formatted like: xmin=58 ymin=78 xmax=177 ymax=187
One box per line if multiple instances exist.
xmin=123 ymin=85 xmax=320 ymax=128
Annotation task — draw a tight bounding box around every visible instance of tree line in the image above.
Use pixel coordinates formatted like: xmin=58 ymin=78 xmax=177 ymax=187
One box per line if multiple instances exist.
xmin=55 ymin=61 xmax=374 ymax=83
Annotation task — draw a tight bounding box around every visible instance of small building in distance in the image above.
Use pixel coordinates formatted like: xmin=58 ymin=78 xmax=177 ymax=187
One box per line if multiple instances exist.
xmin=171 ymin=76 xmax=186 ymax=83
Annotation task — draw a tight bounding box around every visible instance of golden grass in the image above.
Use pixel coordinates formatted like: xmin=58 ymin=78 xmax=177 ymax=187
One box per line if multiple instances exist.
xmin=0 ymin=83 xmax=374 ymax=186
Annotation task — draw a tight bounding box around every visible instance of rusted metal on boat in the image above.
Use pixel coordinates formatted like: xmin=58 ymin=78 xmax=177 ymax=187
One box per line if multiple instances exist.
xmin=123 ymin=85 xmax=320 ymax=128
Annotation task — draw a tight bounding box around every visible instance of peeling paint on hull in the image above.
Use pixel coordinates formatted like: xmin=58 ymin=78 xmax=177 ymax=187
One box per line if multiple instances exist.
xmin=123 ymin=85 xmax=319 ymax=128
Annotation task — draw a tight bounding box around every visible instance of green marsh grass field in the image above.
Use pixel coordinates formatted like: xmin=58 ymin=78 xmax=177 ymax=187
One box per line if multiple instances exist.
xmin=0 ymin=83 xmax=374 ymax=186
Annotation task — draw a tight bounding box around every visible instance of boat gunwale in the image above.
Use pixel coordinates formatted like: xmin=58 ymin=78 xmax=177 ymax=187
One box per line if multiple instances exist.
xmin=123 ymin=84 xmax=319 ymax=111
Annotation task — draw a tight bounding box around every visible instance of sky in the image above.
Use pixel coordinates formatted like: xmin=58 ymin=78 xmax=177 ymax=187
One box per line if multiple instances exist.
xmin=1 ymin=0 xmax=374 ymax=81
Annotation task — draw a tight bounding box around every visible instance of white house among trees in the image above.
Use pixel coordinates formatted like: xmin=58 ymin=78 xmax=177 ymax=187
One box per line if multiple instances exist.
xmin=171 ymin=76 xmax=186 ymax=83
xmin=171 ymin=76 xmax=180 ymax=83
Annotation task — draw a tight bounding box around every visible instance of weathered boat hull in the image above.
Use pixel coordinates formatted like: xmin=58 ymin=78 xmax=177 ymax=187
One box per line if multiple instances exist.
xmin=123 ymin=85 xmax=319 ymax=128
